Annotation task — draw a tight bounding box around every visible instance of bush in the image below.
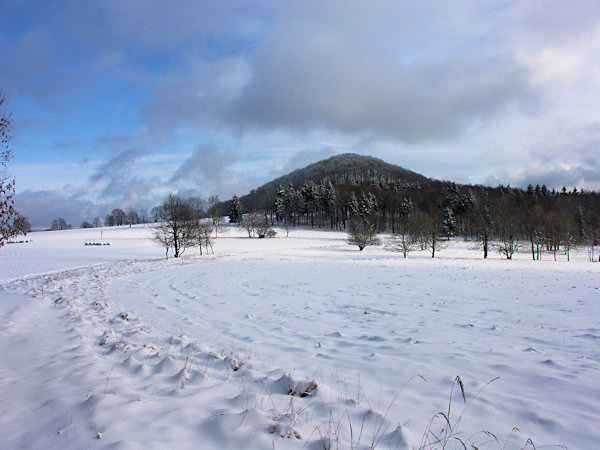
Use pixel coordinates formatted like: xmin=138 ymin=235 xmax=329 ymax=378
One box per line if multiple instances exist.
xmin=347 ymin=218 xmax=380 ymax=251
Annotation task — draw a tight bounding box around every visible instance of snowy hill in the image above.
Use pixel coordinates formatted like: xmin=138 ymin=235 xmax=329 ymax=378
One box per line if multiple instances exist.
xmin=235 ymin=153 xmax=432 ymax=212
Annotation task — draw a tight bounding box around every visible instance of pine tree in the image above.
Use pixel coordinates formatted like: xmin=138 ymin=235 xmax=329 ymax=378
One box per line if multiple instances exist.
xmin=358 ymin=191 xmax=371 ymax=217
xmin=399 ymin=198 xmax=413 ymax=217
xmin=321 ymin=180 xmax=336 ymax=227
xmin=442 ymin=207 xmax=456 ymax=237
xmin=275 ymin=185 xmax=286 ymax=221
xmin=301 ymin=181 xmax=319 ymax=226
xmin=228 ymin=195 xmax=243 ymax=223
xmin=347 ymin=192 xmax=359 ymax=218
xmin=368 ymin=192 xmax=378 ymax=213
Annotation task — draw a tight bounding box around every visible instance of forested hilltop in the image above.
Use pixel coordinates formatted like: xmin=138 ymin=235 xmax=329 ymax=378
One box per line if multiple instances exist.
xmin=224 ymin=153 xmax=600 ymax=260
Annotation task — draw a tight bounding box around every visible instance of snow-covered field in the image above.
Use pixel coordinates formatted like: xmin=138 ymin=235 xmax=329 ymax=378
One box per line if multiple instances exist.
xmin=1 ymin=225 xmax=598 ymax=449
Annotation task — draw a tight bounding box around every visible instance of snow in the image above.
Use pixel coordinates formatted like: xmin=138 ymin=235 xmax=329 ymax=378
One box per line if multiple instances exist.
xmin=1 ymin=225 xmax=599 ymax=448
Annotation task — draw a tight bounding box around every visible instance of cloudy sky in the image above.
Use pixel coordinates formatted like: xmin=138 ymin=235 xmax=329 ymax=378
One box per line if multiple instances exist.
xmin=2 ymin=1 xmax=600 ymax=228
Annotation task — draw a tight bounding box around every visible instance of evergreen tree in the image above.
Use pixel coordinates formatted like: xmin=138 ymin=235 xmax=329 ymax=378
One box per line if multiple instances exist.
xmin=275 ymin=185 xmax=286 ymax=221
xmin=395 ymin=179 xmax=409 ymax=194
xmin=318 ymin=180 xmax=337 ymax=227
xmin=347 ymin=192 xmax=359 ymax=217
xmin=301 ymin=181 xmax=319 ymax=226
xmin=442 ymin=207 xmax=456 ymax=237
xmin=399 ymin=198 xmax=413 ymax=217
xmin=290 ymin=186 xmax=304 ymax=222
xmin=359 ymin=191 xmax=376 ymax=217
xmin=368 ymin=192 xmax=378 ymax=214
xmin=228 ymin=195 xmax=243 ymax=223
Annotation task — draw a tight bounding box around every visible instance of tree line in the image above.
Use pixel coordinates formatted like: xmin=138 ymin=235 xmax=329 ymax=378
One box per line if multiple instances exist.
xmin=226 ymin=175 xmax=600 ymax=261
xmin=44 ymin=173 xmax=599 ymax=263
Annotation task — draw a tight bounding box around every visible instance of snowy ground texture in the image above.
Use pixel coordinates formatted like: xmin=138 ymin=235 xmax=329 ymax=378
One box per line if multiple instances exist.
xmin=1 ymin=225 xmax=599 ymax=449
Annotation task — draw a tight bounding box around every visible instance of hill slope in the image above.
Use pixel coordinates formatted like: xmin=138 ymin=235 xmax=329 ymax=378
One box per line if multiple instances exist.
xmin=266 ymin=153 xmax=428 ymax=187
xmin=236 ymin=153 xmax=430 ymax=211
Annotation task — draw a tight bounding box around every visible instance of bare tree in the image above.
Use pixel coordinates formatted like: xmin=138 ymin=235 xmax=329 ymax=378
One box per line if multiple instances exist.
xmin=347 ymin=217 xmax=380 ymax=251
xmin=151 ymin=194 xmax=196 ymax=258
xmin=496 ymin=227 xmax=519 ymax=260
xmin=583 ymin=224 xmax=598 ymax=262
xmin=474 ymin=198 xmax=493 ymax=258
xmin=108 ymin=208 xmax=126 ymax=226
xmin=139 ymin=209 xmax=147 ymax=225
xmin=494 ymin=199 xmax=519 ymax=260
xmin=10 ymin=213 xmax=30 ymax=237
xmin=51 ymin=217 xmax=71 ymax=230
xmin=126 ymin=208 xmax=139 ymax=227
xmin=194 ymin=220 xmax=214 ymax=255
xmin=523 ymin=204 xmax=545 ymax=260
xmin=562 ymin=228 xmax=578 ymax=262
xmin=385 ymin=227 xmax=416 ymax=258
xmin=208 ymin=195 xmax=220 ymax=218
xmin=152 ymin=223 xmax=173 ymax=260
xmin=0 ymin=95 xmax=17 ymax=247
xmin=411 ymin=209 xmax=445 ymax=258
xmin=255 ymin=216 xmax=276 ymax=238
xmin=151 ymin=206 xmax=162 ymax=223
xmin=282 ymin=219 xmax=295 ymax=237
xmin=552 ymin=213 xmax=579 ymax=261
xmin=241 ymin=212 xmax=265 ymax=238
xmin=104 ymin=214 xmax=115 ymax=226
xmin=240 ymin=211 xmax=274 ymax=239
xmin=212 ymin=216 xmax=227 ymax=238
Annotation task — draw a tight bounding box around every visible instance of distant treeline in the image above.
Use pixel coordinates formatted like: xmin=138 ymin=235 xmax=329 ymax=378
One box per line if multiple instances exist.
xmin=69 ymin=167 xmax=600 ymax=261
xmin=226 ymin=172 xmax=600 ymax=260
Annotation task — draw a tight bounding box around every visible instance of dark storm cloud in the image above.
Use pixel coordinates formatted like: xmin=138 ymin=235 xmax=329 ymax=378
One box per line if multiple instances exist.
xmin=4 ymin=1 xmax=592 ymax=148
xmin=228 ymin=51 xmax=537 ymax=142
xmin=138 ymin=1 xmax=539 ymax=144
xmin=90 ymin=148 xmax=147 ymax=183
xmin=88 ymin=147 xmax=161 ymax=208
xmin=99 ymin=176 xmax=161 ymax=207
xmin=169 ymin=144 xmax=232 ymax=184
xmin=139 ymin=57 xmax=246 ymax=137
xmin=166 ymin=144 xmax=265 ymax=199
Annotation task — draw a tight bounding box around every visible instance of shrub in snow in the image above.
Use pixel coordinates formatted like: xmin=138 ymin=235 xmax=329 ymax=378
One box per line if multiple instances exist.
xmin=347 ymin=218 xmax=380 ymax=251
